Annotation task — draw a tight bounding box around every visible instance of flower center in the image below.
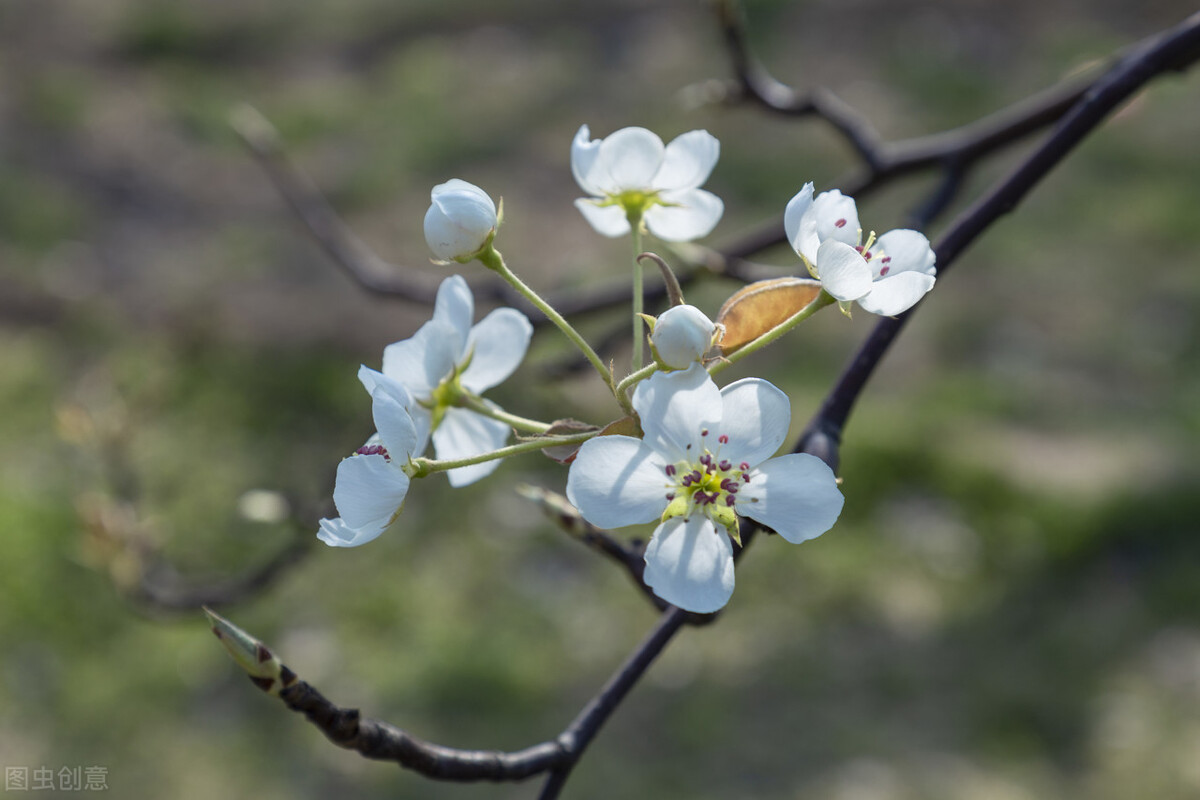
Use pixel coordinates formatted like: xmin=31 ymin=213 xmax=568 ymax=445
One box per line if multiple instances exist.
xmin=661 ymin=432 xmax=751 ymax=537
xmin=852 ymin=231 xmax=891 ymax=274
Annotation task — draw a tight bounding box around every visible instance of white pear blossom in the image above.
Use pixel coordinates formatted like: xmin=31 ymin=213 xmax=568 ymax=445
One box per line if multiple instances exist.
xmin=318 ymin=373 xmax=419 ymax=547
xmin=424 ymin=179 xmax=498 ymax=262
xmin=365 ymin=274 xmax=532 ymax=488
xmin=785 ymin=182 xmax=936 ymax=316
xmin=571 ymin=125 xmax=723 ymax=242
xmin=566 ymin=364 xmax=844 ymax=613
xmin=651 ymin=304 xmax=718 ymax=369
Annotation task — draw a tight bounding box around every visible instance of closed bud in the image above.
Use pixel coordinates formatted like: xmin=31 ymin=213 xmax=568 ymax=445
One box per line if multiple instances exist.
xmin=651 ymin=304 xmax=717 ymax=368
xmin=424 ymin=179 xmax=498 ymax=262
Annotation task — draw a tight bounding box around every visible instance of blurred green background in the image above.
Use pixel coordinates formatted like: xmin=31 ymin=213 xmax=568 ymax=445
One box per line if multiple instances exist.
xmin=2 ymin=0 xmax=1199 ymax=798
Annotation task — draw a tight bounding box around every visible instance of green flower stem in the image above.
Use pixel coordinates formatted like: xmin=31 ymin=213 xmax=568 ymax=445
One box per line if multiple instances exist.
xmin=458 ymin=393 xmax=552 ymax=434
xmin=708 ymin=289 xmax=837 ymax=377
xmin=408 ymin=430 xmax=598 ymax=477
xmin=477 ymin=245 xmax=616 ymax=399
xmin=629 ymin=214 xmax=646 ymax=370
xmin=615 ymin=362 xmax=659 ymax=400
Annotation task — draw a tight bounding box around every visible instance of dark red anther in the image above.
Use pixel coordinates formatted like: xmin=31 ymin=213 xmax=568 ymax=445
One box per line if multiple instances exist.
xmin=739 ymin=462 xmax=750 ymax=471
xmin=835 ymin=218 xmax=847 ymax=228
xmin=356 ymin=444 xmax=390 ymax=460
xmin=718 ymin=434 xmax=729 ymax=444
xmin=725 ymin=495 xmax=736 ymax=506
xmin=665 ymin=464 xmax=676 ymax=477
xmin=719 ymin=460 xmax=731 ymax=471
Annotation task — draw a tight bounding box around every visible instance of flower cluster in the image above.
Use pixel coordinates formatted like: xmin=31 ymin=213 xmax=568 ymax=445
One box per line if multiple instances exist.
xmin=786 ymin=182 xmax=936 ymax=316
xmin=315 ymin=123 xmax=936 ymax=612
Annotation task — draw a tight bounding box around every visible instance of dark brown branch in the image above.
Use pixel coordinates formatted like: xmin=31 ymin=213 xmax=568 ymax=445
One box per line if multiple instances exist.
xmin=278 ymin=679 xmax=567 ymax=780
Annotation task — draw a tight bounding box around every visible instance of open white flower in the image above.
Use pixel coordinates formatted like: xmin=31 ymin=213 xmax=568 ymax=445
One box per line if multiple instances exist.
xmin=424 ymin=179 xmax=498 ymax=262
xmin=365 ymin=274 xmax=532 ymax=488
xmin=318 ymin=374 xmax=419 ymax=547
xmin=571 ymin=125 xmax=723 ymax=242
xmin=785 ymin=182 xmax=936 ymax=316
xmin=651 ymin=304 xmax=718 ymax=369
xmin=566 ymin=364 xmax=844 ymax=613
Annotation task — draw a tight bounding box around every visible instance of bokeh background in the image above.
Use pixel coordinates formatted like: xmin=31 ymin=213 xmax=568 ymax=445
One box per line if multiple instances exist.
xmin=2 ymin=0 xmax=1199 ymax=798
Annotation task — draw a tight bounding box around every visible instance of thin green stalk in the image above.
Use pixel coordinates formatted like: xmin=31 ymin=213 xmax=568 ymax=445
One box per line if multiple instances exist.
xmin=708 ymin=290 xmax=837 ymax=376
xmin=409 ymin=430 xmax=597 ymax=477
xmin=477 ymin=246 xmax=615 ymax=398
xmin=458 ymin=394 xmax=553 ymax=433
xmin=629 ymin=215 xmax=645 ymax=370
xmin=615 ymin=362 xmax=659 ymax=400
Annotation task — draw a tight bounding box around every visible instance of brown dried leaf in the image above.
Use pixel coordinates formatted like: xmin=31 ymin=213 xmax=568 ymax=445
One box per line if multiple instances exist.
xmin=716 ymin=277 xmax=822 ymax=354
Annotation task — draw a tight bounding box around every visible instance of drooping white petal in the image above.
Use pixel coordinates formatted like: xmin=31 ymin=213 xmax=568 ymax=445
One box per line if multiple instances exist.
xmin=459 ymin=308 xmax=533 ymax=394
xmin=332 ymin=454 xmax=409 ymax=533
xmin=574 ymin=199 xmax=631 ymax=237
xmin=570 ymin=125 xmax=605 ymax=196
xmin=810 ymin=190 xmax=861 ymax=248
xmin=357 ymin=365 xmax=413 ymax=409
xmin=654 ymin=130 xmax=720 ymax=192
xmin=643 ymin=516 xmax=735 ymax=613
xmin=815 ymin=240 xmax=873 ymax=302
xmin=433 ymin=406 xmax=510 ymax=488
xmin=738 ymin=453 xmax=843 ymax=544
xmin=317 ymin=516 xmax=384 ymax=548
xmin=857 ymin=271 xmax=936 ymax=316
xmin=432 ymin=274 xmax=475 ymax=348
xmin=716 ymin=378 xmax=791 ymax=467
xmin=371 ymin=386 xmax=419 ymax=461
xmin=632 ymin=363 xmax=721 ymax=461
xmin=874 ymin=229 xmax=936 ymax=277
xmin=595 ymin=127 xmax=665 ymax=191
xmin=566 ymin=435 xmax=671 ymax=529
xmin=784 ymin=183 xmax=816 ymax=260
xmin=381 ymin=319 xmax=460 ymax=398
xmin=643 ymin=188 xmax=724 ymax=242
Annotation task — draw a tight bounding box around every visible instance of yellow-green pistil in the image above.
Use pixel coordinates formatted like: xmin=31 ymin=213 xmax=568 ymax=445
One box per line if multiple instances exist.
xmin=660 ymin=431 xmax=752 ymax=544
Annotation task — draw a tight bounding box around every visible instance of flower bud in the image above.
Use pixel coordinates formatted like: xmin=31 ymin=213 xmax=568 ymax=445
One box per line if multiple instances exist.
xmin=651 ymin=304 xmax=717 ymax=368
xmin=424 ymin=179 xmax=497 ymax=262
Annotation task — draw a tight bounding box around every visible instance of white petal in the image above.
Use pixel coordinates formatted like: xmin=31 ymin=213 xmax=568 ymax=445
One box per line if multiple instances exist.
xmin=716 ymin=378 xmax=791 ymax=466
xmin=565 ymin=435 xmax=671 ymax=529
xmin=815 ymin=240 xmax=873 ymax=301
xmin=574 ymin=199 xmax=631 ymax=237
xmin=570 ymin=124 xmax=605 ymax=196
xmin=381 ymin=319 xmax=460 ymax=397
xmin=653 ymin=130 xmax=720 ymax=192
xmin=643 ymin=189 xmax=724 ymax=242
xmin=357 ymin=365 xmax=413 ymax=408
xmin=371 ymin=387 xmax=419 ymax=460
xmin=738 ymin=453 xmax=843 ymax=544
xmin=784 ymin=183 xmax=815 ymax=258
xmin=874 ymin=229 xmax=936 ymax=276
xmin=432 ymin=274 xmax=475 ymax=346
xmin=856 ymin=271 xmax=936 ymax=316
xmin=317 ymin=516 xmax=384 ymax=548
xmin=433 ymin=407 xmax=510 ymax=487
xmin=332 ymin=454 xmax=409 ymax=533
xmin=459 ymin=308 xmax=533 ymax=394
xmin=595 ymin=127 xmax=664 ymax=190
xmin=810 ymin=190 xmax=861 ymax=247
xmin=632 ymin=363 xmax=721 ymax=461
xmin=643 ymin=517 xmax=735 ymax=613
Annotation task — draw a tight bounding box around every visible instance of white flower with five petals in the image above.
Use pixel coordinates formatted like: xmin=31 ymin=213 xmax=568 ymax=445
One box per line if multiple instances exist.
xmin=317 ymin=373 xmax=419 ymax=547
xmin=566 ymin=364 xmax=844 ymax=613
xmin=571 ymin=125 xmax=724 ymax=242
xmin=785 ymin=182 xmax=936 ymax=316
xmin=365 ymin=274 xmax=532 ymax=488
